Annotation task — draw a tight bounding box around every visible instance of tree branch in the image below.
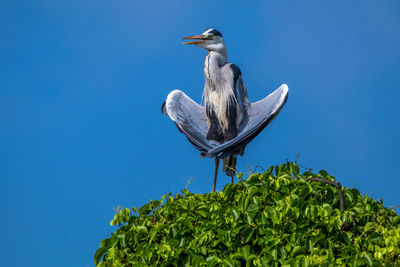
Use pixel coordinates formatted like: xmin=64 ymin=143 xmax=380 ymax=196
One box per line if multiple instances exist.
xmin=306 ymin=177 xmax=344 ymax=211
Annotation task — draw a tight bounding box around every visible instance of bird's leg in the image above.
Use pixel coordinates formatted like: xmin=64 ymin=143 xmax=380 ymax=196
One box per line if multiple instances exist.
xmin=213 ymin=157 xmax=219 ymax=192
xmin=230 ymin=157 xmax=237 ymax=184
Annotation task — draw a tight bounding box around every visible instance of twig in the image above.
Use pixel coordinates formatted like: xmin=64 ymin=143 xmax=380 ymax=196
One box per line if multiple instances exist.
xmin=299 ymin=164 xmax=313 ymax=172
xmin=247 ymin=165 xmax=265 ymax=173
xmin=306 ymin=177 xmax=345 ymax=211
xmin=252 ymin=165 xmax=266 ymax=173
xmin=295 ymin=153 xmax=301 ymax=164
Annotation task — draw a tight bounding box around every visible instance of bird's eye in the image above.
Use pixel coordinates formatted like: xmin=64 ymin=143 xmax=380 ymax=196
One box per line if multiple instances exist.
xmin=209 ymin=35 xmax=214 ymax=39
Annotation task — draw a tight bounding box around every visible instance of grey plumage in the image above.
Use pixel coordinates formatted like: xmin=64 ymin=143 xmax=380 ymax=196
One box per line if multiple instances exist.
xmin=162 ymin=84 xmax=288 ymax=158
xmin=162 ymin=29 xmax=289 ymax=191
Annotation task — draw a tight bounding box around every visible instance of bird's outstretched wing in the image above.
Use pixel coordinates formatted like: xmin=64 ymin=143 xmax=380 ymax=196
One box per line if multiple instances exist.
xmin=206 ymin=84 xmax=289 ymax=158
xmin=162 ymin=90 xmax=219 ymax=155
xmin=162 ymin=85 xmax=288 ymax=158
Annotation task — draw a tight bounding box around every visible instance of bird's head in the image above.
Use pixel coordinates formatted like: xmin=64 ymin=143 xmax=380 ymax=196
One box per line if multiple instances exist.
xmin=183 ymin=29 xmax=226 ymax=53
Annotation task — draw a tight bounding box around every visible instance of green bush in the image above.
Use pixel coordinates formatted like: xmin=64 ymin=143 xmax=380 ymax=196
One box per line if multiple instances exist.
xmin=95 ymin=162 xmax=400 ymax=266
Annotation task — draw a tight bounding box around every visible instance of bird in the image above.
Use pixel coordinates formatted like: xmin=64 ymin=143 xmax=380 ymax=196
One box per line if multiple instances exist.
xmin=162 ymin=29 xmax=289 ymax=192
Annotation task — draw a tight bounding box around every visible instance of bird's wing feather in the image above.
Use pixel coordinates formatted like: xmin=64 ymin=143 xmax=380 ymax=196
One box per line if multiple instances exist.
xmin=207 ymin=84 xmax=289 ymax=158
xmin=229 ymin=63 xmax=250 ymax=110
xmin=162 ymin=90 xmax=219 ymax=154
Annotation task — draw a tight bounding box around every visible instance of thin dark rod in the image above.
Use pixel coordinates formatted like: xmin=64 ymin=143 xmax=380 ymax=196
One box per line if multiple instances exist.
xmin=213 ymin=157 xmax=219 ymax=192
xmin=230 ymin=156 xmax=237 ymax=184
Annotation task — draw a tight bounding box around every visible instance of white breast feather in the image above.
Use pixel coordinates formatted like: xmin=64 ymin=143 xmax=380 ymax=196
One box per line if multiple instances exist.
xmin=203 ymin=75 xmax=242 ymax=132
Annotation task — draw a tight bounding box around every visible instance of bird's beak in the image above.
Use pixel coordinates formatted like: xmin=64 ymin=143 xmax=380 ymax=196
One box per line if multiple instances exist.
xmin=182 ymin=35 xmax=208 ymax=45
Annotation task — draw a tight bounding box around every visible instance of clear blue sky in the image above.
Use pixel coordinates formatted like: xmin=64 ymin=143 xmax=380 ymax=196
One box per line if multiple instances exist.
xmin=1 ymin=1 xmax=399 ymax=266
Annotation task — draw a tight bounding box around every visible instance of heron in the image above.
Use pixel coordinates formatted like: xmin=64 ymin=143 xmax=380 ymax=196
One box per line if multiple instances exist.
xmin=162 ymin=29 xmax=288 ymax=192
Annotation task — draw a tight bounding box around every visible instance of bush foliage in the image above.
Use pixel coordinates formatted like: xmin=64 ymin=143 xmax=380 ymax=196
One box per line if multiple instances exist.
xmin=95 ymin=162 xmax=400 ymax=266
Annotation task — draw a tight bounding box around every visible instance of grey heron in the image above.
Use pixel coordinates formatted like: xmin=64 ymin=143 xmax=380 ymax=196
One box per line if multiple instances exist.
xmin=162 ymin=29 xmax=288 ymax=192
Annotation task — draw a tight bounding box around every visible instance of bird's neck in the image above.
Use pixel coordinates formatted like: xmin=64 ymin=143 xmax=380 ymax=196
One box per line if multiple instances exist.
xmin=207 ymin=50 xmax=227 ymax=66
xmin=204 ymin=51 xmax=227 ymax=87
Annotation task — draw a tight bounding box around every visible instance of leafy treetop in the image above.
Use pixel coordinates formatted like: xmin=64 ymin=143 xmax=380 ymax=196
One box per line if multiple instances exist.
xmin=95 ymin=162 xmax=400 ymax=266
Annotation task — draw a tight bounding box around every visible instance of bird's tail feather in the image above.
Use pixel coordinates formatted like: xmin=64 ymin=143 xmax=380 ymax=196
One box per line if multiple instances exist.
xmin=222 ymin=155 xmax=236 ymax=177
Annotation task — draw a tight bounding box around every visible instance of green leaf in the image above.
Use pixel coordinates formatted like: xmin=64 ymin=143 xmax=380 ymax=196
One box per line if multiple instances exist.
xmin=291 ymin=246 xmax=303 ymax=257
xmin=99 ymin=238 xmax=111 ymax=248
xmin=247 ymin=203 xmax=259 ymax=213
xmin=270 ymin=249 xmax=278 ymax=260
xmin=345 ymin=190 xmax=354 ymax=203
xmin=319 ymin=170 xmax=329 ymax=177
xmin=206 ymin=255 xmax=221 ymax=265
xmin=222 ymin=258 xmax=238 ymax=267
xmin=343 ymin=232 xmax=352 ymax=244
xmin=136 ymin=225 xmax=148 ymax=234
xmin=139 ymin=203 xmax=152 ymax=216
xmin=231 ymin=252 xmax=244 ymax=260
xmin=271 ymin=211 xmax=279 ymax=224
xmin=393 ymin=215 xmax=400 ymax=225
xmin=232 ymin=207 xmax=240 ymax=221
xmin=301 ymin=257 xmax=309 ymax=267
xmin=94 ymin=247 xmax=108 ymax=265
xmin=149 ymin=225 xmax=166 ymax=243
xmin=364 ymin=253 xmax=372 ymax=266
xmin=243 ymin=228 xmax=254 ymax=243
